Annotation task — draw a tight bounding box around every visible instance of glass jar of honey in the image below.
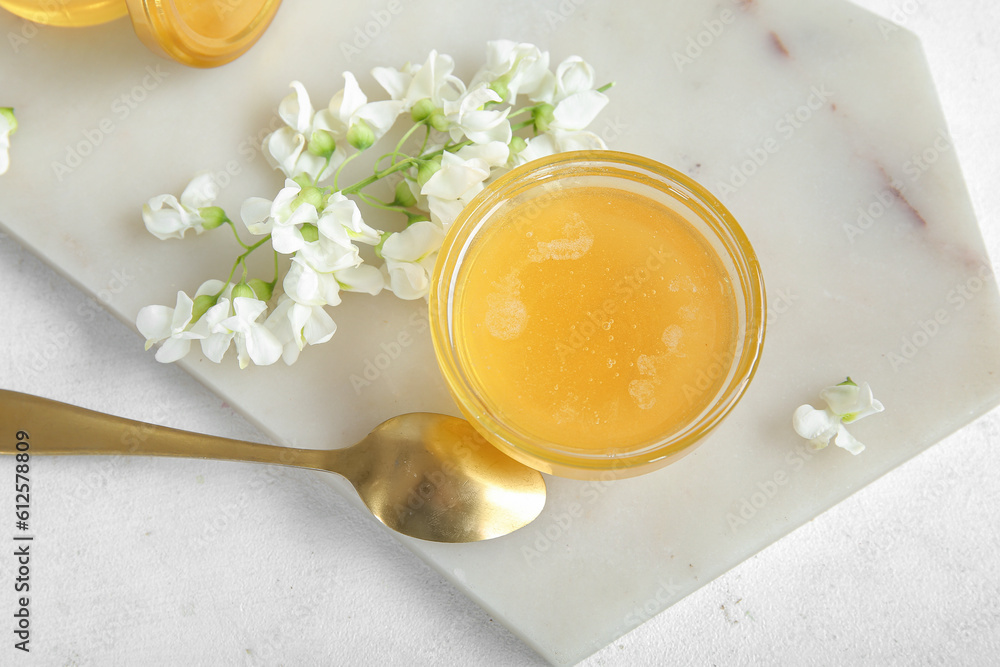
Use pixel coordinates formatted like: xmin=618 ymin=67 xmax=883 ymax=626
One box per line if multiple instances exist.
xmin=0 ymin=0 xmax=281 ymax=67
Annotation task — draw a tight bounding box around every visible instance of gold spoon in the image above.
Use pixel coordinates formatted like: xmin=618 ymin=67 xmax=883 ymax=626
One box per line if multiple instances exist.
xmin=0 ymin=389 xmax=546 ymax=543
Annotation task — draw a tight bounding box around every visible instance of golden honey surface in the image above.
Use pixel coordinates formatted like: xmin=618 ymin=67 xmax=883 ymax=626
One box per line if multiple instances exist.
xmin=454 ymin=185 xmax=738 ymax=451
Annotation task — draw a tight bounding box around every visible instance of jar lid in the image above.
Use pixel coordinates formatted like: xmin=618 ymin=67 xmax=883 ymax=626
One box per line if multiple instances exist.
xmin=125 ymin=0 xmax=282 ymax=68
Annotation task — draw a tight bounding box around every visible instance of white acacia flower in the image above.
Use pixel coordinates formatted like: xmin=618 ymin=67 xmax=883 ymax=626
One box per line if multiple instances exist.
xmin=265 ymin=294 xmax=337 ymax=365
xmin=317 ymin=192 xmax=381 ymax=247
xmin=454 ymin=141 xmax=511 ymax=169
xmin=324 ymin=71 xmax=405 ymax=150
xmin=191 ymin=298 xmax=235 ymax=362
xmin=442 ymin=85 xmax=511 ymax=146
xmin=513 ymin=55 xmax=609 ymax=166
xmin=142 ymin=173 xmax=220 ymax=240
xmin=420 ymin=149 xmax=493 ymax=229
xmin=136 ymin=290 xmax=200 ymax=363
xmin=295 ymin=235 xmax=362 ymax=274
xmin=379 ymin=221 xmax=445 ymax=300
xmin=792 ymin=378 xmax=885 ymax=455
xmin=283 ymin=256 xmax=344 ymax=307
xmin=372 ymin=49 xmax=465 ymax=112
xmin=0 ymin=107 xmax=16 ymax=175
xmin=136 ymin=279 xmax=229 ymax=363
xmin=531 ymin=55 xmax=600 ymax=105
xmin=241 ymin=179 xmax=319 ymax=254
xmin=471 ymin=40 xmax=551 ymax=104
xmin=210 ymin=297 xmax=282 ymax=369
xmin=263 ymin=81 xmax=344 ymax=182
xmin=335 ymin=264 xmax=385 ymax=296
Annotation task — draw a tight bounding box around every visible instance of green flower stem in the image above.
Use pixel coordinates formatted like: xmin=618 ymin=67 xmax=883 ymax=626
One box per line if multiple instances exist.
xmin=373 ymin=150 xmax=413 ymax=173
xmin=340 ymin=136 xmax=475 ymax=197
xmin=218 ymin=234 xmax=273 ymax=296
xmin=506 ymin=105 xmax=534 ymax=119
xmin=225 ymin=219 xmax=251 ymax=249
xmin=342 ymin=156 xmax=418 ymax=195
xmin=317 ymin=155 xmax=332 ymax=184
xmin=392 ymin=120 xmax=428 ymax=162
xmin=333 ymin=150 xmax=363 ymax=190
xmin=419 ymin=124 xmax=431 ymax=154
xmin=357 ymin=191 xmax=409 ymax=214
xmin=437 ymin=139 xmax=474 ymax=156
xmin=511 ymin=118 xmax=537 ymax=132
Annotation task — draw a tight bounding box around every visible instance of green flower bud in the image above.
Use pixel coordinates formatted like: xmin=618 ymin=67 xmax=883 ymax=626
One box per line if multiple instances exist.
xmin=532 ymin=103 xmax=555 ymax=134
xmin=427 ymin=110 xmax=450 ymax=133
xmin=411 ymin=98 xmax=436 ymax=123
xmin=392 ymin=179 xmax=417 ymax=208
xmin=0 ymin=107 xmax=16 ymax=134
xmin=300 ymin=223 xmax=320 ymax=243
xmin=191 ymin=293 xmax=218 ymax=322
xmin=307 ymin=129 xmax=337 ymax=158
xmin=347 ymin=118 xmax=375 ymax=150
xmin=292 ymin=185 xmax=325 ymax=212
xmin=508 ymin=135 xmax=527 ymax=155
xmin=231 ymin=282 xmax=256 ymax=300
xmin=416 ymin=157 xmax=442 ymax=187
xmin=292 ymin=173 xmax=314 ymax=189
xmin=198 ymin=206 xmax=229 ymax=230
xmin=248 ymin=278 xmax=274 ymax=302
xmin=489 ymin=76 xmax=510 ymax=103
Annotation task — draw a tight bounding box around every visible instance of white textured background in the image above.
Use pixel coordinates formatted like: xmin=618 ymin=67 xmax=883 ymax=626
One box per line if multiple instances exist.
xmin=1 ymin=0 xmax=998 ymax=664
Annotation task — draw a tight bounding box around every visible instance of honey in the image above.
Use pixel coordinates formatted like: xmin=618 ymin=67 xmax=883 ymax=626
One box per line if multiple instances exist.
xmin=454 ymin=186 xmax=737 ymax=450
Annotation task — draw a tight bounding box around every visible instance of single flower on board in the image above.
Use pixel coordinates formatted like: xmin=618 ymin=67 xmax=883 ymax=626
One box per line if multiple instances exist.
xmin=142 ymin=173 xmax=222 ymax=240
xmin=792 ymin=378 xmax=885 ymax=455
xmin=136 ymin=41 xmax=613 ymax=367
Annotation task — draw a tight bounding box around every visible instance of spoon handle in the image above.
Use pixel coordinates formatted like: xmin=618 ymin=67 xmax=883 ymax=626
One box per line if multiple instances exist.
xmin=0 ymin=389 xmax=329 ymax=471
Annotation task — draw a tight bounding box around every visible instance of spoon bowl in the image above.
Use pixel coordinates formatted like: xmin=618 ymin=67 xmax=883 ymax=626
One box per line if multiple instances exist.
xmin=0 ymin=389 xmax=546 ymax=543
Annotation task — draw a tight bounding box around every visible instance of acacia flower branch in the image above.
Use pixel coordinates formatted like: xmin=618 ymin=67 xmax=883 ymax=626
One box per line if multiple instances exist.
xmin=136 ymin=40 xmax=613 ymax=368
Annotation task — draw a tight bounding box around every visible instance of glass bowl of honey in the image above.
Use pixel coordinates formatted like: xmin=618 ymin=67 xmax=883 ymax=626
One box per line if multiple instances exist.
xmin=430 ymin=150 xmax=766 ymax=480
